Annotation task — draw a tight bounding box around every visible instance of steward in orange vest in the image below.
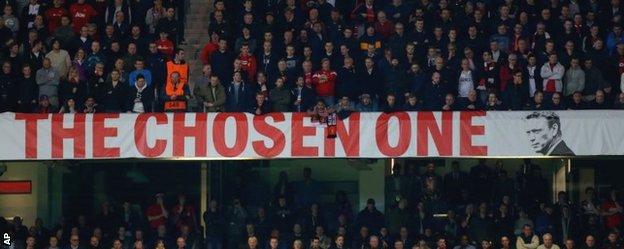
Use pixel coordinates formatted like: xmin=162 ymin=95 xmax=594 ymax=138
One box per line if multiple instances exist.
xmin=162 ymin=71 xmax=190 ymax=112
xmin=166 ymin=49 xmax=189 ymax=87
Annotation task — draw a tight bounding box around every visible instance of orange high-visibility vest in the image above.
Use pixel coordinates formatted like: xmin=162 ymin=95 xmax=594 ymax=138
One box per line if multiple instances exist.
xmin=166 ymin=60 xmax=189 ymax=86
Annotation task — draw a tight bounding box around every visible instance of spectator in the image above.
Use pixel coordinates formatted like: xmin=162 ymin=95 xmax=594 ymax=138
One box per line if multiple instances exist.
xmin=485 ymin=92 xmax=504 ymax=111
xmin=59 ymin=67 xmax=86 ymax=105
xmin=540 ymin=54 xmax=564 ymax=95
xmin=601 ymin=189 xmax=623 ymax=230
xmin=126 ymin=74 xmax=153 ymax=113
xmin=145 ymin=0 xmax=166 ymax=35
xmin=36 ymin=58 xmax=61 ymax=107
xmin=546 ymin=93 xmax=566 ymax=110
xmin=225 ymin=71 xmax=253 ymax=112
xmin=46 ymin=39 xmax=71 ymax=79
xmin=100 ymin=69 xmax=127 ymax=112
xmin=457 ymin=59 xmax=476 ymax=100
xmin=146 ymin=194 xmax=168 ymax=231
xmin=85 ymin=41 xmax=105 ymax=74
xmin=442 ymin=93 xmax=457 ymax=111
xmin=355 ymin=199 xmax=385 ymax=234
xmin=336 ymin=57 xmax=358 ymax=101
xmin=69 ymin=0 xmax=97 ymax=34
xmin=423 ymin=72 xmax=446 ymax=111
xmin=128 ymin=59 xmax=152 ymax=88
xmin=17 ymin=64 xmax=38 ymax=112
xmin=156 ymin=31 xmax=174 ymax=58
xmin=226 ymin=199 xmax=248 ymax=249
xmin=381 ymin=93 xmax=400 ymax=113
xmin=403 ymin=94 xmax=422 ymax=111
xmin=250 ymin=92 xmax=270 ymax=115
xmin=269 ymin=77 xmax=291 ymax=112
xmin=528 ymin=91 xmax=546 ymax=110
xmin=0 ymin=61 xmax=16 ymax=112
xmin=563 ymin=58 xmax=585 ymax=98
xmin=582 ymin=58 xmax=607 ymax=102
xmin=536 ymin=234 xmax=560 ymax=249
xmin=195 ymin=71 xmax=225 ymax=113
xmin=524 ymin=55 xmax=542 ymax=99
xmin=614 ymin=92 xmax=624 ymax=109
xmin=312 ymin=59 xmax=337 ymax=106
xmin=238 ymin=44 xmax=257 ymax=82
xmin=199 ymin=32 xmax=219 ymax=65
xmin=291 ymin=76 xmax=316 ymax=112
xmin=25 ymin=39 xmax=44 ymax=71
xmin=588 ymin=90 xmax=609 ymax=110
xmin=516 ymin=225 xmax=539 ymax=249
xmin=568 ymin=92 xmax=586 ymax=110
xmin=156 ymin=7 xmax=177 ymax=42
xmin=34 ymin=95 xmax=57 ymax=113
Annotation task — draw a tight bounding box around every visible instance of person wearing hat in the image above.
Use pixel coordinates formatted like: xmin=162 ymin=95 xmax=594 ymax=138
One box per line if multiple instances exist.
xmin=354 ymin=198 xmax=385 ymax=234
xmin=146 ymin=193 xmax=168 ymax=230
xmin=35 ymin=95 xmax=58 ymax=113
xmin=355 ymin=93 xmax=378 ymax=112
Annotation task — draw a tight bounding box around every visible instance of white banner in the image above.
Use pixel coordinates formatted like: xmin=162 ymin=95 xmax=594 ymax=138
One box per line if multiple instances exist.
xmin=0 ymin=111 xmax=622 ymax=160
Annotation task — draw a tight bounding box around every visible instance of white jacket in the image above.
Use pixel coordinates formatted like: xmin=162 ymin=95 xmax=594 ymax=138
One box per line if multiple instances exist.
xmin=516 ymin=235 xmax=540 ymax=249
xmin=540 ymin=63 xmax=565 ymax=93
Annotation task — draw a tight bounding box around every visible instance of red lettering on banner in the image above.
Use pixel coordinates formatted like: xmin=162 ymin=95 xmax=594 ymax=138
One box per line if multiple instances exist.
xmin=15 ymin=113 xmax=48 ymax=159
xmin=460 ymin=111 xmax=487 ymax=156
xmin=324 ymin=113 xmax=361 ymax=157
xmin=252 ymin=113 xmax=286 ymax=157
xmin=93 ymin=113 xmax=120 ymax=158
xmin=375 ymin=112 xmax=410 ymax=157
xmin=291 ymin=113 xmax=318 ymax=156
xmin=417 ymin=112 xmax=453 ymax=156
xmin=134 ymin=113 xmax=168 ymax=157
xmin=173 ymin=113 xmax=207 ymax=157
xmin=213 ymin=113 xmax=248 ymax=157
xmin=51 ymin=114 xmax=86 ymax=158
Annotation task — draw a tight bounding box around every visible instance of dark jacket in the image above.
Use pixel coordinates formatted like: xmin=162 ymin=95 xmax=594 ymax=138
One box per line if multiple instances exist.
xmin=17 ymin=75 xmax=38 ymax=112
xmin=355 ymin=208 xmax=385 ymax=234
xmin=291 ymin=86 xmax=316 ymax=112
xmin=59 ymin=80 xmax=88 ymax=105
xmin=359 ymin=68 xmax=383 ymax=100
xmin=0 ymin=73 xmax=17 ymax=112
xmin=269 ymin=86 xmax=291 ymax=112
xmin=99 ymin=81 xmax=127 ymax=112
xmin=504 ymin=83 xmax=529 ymax=110
xmin=423 ymin=81 xmax=447 ymax=111
xmin=458 ymin=98 xmax=485 ymax=111
xmin=211 ymin=50 xmax=235 ymax=82
xmin=126 ymin=84 xmax=155 ymax=112
xmin=336 ymin=66 xmax=359 ymax=100
xmin=225 ymin=82 xmax=253 ymax=112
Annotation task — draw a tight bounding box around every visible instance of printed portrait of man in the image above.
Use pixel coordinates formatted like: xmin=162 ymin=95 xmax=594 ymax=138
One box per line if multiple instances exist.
xmin=525 ymin=111 xmax=575 ymax=156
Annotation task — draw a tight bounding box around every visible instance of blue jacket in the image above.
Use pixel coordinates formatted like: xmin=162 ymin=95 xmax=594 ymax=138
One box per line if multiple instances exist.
xmin=128 ymin=69 xmax=153 ymax=87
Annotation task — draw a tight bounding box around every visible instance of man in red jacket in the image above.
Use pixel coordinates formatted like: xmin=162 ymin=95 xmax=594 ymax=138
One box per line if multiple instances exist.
xmin=69 ymin=0 xmax=97 ymax=34
xmin=45 ymin=0 xmax=68 ymax=33
xmin=199 ymin=32 xmax=219 ymax=65
xmin=312 ymin=58 xmax=337 ymax=105
xmin=237 ymin=43 xmax=257 ymax=82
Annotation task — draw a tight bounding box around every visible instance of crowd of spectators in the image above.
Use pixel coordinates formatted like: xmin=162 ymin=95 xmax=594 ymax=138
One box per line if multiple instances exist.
xmin=1 ymin=160 xmax=624 ymax=249
xmin=2 ymin=0 xmax=624 ymax=114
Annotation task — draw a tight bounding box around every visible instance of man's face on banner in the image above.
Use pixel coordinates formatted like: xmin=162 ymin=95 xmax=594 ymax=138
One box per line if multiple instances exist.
xmin=526 ymin=117 xmax=557 ymax=153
